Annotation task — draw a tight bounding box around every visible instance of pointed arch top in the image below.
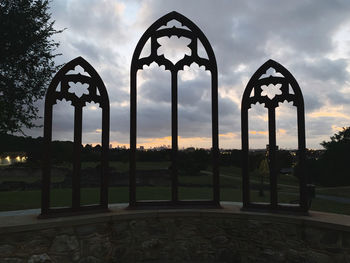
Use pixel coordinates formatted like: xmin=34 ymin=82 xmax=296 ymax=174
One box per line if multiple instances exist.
xmin=46 ymin=56 xmax=109 ymax=108
xmin=131 ymin=11 xmax=217 ymax=72
xmin=242 ymin=59 xmax=304 ymax=109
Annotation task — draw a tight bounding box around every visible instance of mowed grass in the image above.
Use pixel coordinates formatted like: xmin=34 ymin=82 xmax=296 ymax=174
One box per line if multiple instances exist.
xmin=0 ymin=187 xmax=217 ymax=211
xmin=1 ymin=162 xmax=350 ymax=215
xmin=0 ymin=187 xmax=241 ymax=211
xmin=1 ymin=186 xmax=350 ymax=216
xmin=316 ymin=186 xmax=350 ymax=198
xmin=53 ymin=161 xmax=171 ymax=172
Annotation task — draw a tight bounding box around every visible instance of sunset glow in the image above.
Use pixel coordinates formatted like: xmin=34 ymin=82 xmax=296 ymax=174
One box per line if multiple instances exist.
xmin=19 ymin=0 xmax=350 ymax=150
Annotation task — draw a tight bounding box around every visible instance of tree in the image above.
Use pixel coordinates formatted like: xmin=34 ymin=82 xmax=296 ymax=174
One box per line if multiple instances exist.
xmin=311 ymin=127 xmax=350 ymax=186
xmin=321 ymin=127 xmax=350 ymax=150
xmin=178 ymin=149 xmax=210 ymax=176
xmin=0 ymin=0 xmax=62 ymax=133
xmin=258 ymin=158 xmax=269 ymax=196
xmin=275 ymin=150 xmax=293 ymax=171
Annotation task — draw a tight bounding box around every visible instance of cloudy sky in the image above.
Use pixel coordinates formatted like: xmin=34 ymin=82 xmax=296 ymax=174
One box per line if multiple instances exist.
xmin=26 ymin=0 xmax=350 ymax=149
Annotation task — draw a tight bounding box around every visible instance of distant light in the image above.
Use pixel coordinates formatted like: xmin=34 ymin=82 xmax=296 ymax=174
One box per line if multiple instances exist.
xmin=6 ymin=156 xmax=10 ymax=161
xmin=16 ymin=156 xmax=21 ymax=161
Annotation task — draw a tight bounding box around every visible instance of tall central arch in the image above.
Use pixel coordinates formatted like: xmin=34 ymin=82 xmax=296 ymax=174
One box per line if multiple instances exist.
xmin=129 ymin=11 xmax=219 ymax=208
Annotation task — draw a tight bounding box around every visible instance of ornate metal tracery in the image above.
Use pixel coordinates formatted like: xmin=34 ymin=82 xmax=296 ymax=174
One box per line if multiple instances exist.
xmin=241 ymin=59 xmax=310 ymax=213
xmin=40 ymin=56 xmax=110 ymax=218
xmin=129 ymin=11 xmax=220 ymax=208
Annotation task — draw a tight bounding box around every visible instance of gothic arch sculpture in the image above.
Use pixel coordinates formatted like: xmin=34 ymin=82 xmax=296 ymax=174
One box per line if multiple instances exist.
xmin=241 ymin=59 xmax=309 ymax=213
xmin=41 ymin=56 xmax=110 ymax=218
xmin=129 ymin=11 xmax=219 ymax=208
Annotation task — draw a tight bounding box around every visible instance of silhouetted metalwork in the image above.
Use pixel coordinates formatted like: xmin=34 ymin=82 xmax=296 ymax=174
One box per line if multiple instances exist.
xmin=241 ymin=59 xmax=311 ymax=213
xmin=40 ymin=57 xmax=110 ymax=218
xmin=129 ymin=11 xmax=219 ymax=208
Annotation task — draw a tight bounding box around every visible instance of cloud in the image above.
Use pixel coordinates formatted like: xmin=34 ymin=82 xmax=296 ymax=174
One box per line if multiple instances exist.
xmin=294 ymin=58 xmax=349 ymax=85
xmin=20 ymin=0 xmax=350 ymax=149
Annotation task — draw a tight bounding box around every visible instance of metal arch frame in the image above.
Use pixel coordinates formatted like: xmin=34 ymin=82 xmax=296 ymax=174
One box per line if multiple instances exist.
xmin=241 ymin=59 xmax=308 ymax=213
xmin=40 ymin=56 xmax=110 ymax=218
xmin=129 ymin=11 xmax=220 ymax=208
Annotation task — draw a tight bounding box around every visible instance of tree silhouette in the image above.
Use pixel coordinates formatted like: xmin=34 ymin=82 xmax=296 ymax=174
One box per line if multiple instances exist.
xmin=0 ymin=0 xmax=62 ymax=133
xmin=319 ymin=127 xmax=350 ymax=185
xmin=309 ymin=127 xmax=350 ymax=186
xmin=258 ymin=158 xmax=269 ymax=196
xmin=321 ymin=127 xmax=350 ymax=150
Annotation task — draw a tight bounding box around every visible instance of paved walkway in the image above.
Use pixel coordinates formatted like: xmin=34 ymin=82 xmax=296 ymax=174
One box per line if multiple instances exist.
xmin=0 ymin=203 xmax=129 ymax=217
xmin=316 ymin=194 xmax=350 ymax=204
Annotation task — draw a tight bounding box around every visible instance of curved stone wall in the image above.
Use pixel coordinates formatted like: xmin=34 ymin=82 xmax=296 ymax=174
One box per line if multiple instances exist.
xmin=0 ymin=203 xmax=349 ymax=262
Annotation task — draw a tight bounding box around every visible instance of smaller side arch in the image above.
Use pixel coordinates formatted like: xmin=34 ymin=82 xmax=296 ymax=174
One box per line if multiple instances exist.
xmin=40 ymin=57 xmax=110 ymax=218
xmin=241 ymin=59 xmax=309 ymax=213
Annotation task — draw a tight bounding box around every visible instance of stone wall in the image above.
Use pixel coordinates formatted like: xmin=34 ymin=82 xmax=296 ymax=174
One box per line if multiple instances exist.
xmin=0 ymin=204 xmax=350 ymax=262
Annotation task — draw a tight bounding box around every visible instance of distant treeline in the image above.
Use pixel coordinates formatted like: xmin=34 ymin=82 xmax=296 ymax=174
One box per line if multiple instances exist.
xmin=2 ymin=130 xmax=350 ymax=186
xmin=0 ymin=133 xmax=44 ymax=161
xmin=1 ymin=133 xmax=243 ymax=167
xmin=1 ymin=133 xmax=292 ymax=169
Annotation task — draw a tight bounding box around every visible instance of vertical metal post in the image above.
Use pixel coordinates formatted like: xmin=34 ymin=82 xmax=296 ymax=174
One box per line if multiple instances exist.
xmin=241 ymin=108 xmax=250 ymax=207
xmin=72 ymin=105 xmax=82 ymax=209
xmin=211 ymin=69 xmax=220 ymax=204
xmin=268 ymin=107 xmax=277 ymax=207
xmin=130 ymin=69 xmax=137 ymax=206
xmin=100 ymin=106 xmax=109 ymax=208
xmin=297 ymin=106 xmax=307 ymax=210
xmin=41 ymin=104 xmax=52 ymax=215
xmin=171 ymin=71 xmax=178 ymax=203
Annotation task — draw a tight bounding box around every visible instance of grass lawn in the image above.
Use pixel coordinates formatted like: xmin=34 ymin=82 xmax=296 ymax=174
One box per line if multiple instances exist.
xmin=316 ymin=186 xmax=350 ymax=198
xmin=0 ymin=186 xmax=349 ymax=216
xmin=53 ymin=161 xmax=171 ymax=172
xmin=0 ymin=162 xmax=350 ymax=215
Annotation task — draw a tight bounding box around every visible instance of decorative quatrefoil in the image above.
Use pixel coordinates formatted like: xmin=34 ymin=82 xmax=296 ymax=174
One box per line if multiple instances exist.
xmin=261 ymin=83 xmax=282 ymax=100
